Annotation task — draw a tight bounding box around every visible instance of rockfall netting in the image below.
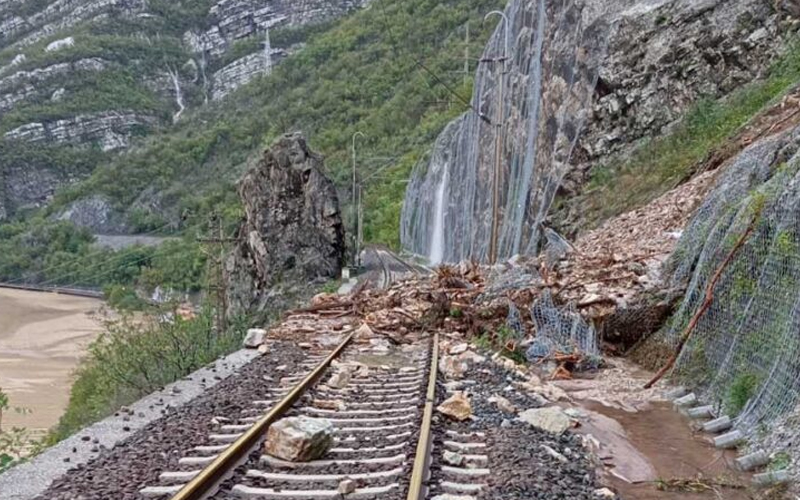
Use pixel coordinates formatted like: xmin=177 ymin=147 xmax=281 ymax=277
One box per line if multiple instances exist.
xmin=400 ymin=0 xmax=611 ymax=263
xmin=527 ymin=290 xmax=599 ymax=360
xmin=647 ymin=125 xmax=800 ymax=438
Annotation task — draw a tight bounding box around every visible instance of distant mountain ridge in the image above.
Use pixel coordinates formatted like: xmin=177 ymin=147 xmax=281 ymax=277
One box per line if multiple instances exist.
xmin=0 ymin=0 xmax=366 ymax=220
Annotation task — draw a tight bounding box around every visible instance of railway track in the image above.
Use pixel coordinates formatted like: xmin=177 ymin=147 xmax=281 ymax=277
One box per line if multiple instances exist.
xmin=364 ymin=247 xmax=430 ymax=289
xmin=137 ymin=329 xmax=485 ymax=500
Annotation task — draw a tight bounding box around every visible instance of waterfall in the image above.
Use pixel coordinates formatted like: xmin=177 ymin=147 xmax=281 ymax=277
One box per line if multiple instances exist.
xmin=400 ymin=0 xmax=611 ymax=263
xmin=429 ymin=164 xmax=448 ymax=264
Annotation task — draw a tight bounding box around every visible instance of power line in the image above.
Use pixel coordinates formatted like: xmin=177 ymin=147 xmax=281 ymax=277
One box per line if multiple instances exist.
xmin=3 ymin=218 xmax=178 ymax=286
xmin=377 ymin=0 xmax=491 ymax=125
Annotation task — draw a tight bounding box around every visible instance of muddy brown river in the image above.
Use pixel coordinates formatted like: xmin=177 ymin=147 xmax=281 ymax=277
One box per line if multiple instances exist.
xmin=0 ymin=288 xmax=103 ymax=431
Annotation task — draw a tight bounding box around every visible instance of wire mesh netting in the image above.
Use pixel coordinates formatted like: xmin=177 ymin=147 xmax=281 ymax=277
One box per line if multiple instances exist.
xmin=542 ymin=227 xmax=573 ymax=270
xmin=527 ymin=290 xmax=599 ymax=360
xmin=647 ymin=126 xmax=800 ymax=441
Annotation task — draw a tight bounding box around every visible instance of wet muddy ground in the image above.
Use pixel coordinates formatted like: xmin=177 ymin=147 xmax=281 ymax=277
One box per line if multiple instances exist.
xmin=559 ymin=357 xmax=754 ymax=500
xmin=589 ymin=401 xmax=750 ymax=500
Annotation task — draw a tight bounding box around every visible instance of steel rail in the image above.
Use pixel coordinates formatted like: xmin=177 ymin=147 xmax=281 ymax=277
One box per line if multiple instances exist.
xmin=168 ymin=328 xmax=356 ymax=500
xmin=406 ymin=332 xmax=439 ymax=500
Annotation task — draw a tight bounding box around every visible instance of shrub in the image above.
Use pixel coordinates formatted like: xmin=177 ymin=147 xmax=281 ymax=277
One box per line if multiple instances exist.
xmin=51 ymin=308 xmax=246 ymax=441
xmin=727 ymin=372 xmax=760 ymax=416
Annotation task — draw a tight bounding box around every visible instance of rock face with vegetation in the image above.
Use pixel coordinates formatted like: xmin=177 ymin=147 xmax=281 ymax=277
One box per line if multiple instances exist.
xmin=0 ymin=0 xmax=502 ymax=298
xmin=0 ymin=0 xmax=366 ymax=220
xmin=401 ymin=0 xmax=799 ymax=263
xmin=225 ymin=132 xmax=344 ymax=317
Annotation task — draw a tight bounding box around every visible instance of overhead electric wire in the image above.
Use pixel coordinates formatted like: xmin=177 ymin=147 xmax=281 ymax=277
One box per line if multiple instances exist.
xmin=2 ymin=218 xmax=180 ymax=286
xmin=377 ymin=0 xmax=491 ymax=124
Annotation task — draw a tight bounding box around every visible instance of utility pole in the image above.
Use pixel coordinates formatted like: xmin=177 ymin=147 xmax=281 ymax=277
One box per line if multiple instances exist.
xmin=357 ymin=184 xmax=364 ymax=266
xmin=485 ymin=11 xmax=509 ymax=265
xmin=463 ymin=22 xmax=470 ymax=87
xmin=197 ymin=213 xmax=241 ymax=333
xmin=351 ymin=131 xmax=365 ymax=268
xmin=263 ymin=26 xmax=273 ymax=76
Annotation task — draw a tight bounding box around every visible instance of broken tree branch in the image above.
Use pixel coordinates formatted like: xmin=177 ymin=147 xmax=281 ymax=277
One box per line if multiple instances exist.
xmin=289 ymin=300 xmax=353 ymax=315
xmin=644 ymin=209 xmax=761 ymax=389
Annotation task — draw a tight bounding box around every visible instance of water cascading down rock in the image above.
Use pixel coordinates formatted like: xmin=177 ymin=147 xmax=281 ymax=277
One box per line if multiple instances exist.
xmin=225 ymin=132 xmax=345 ymax=317
xmin=401 ymin=0 xmax=788 ymax=264
xmin=401 ymin=0 xmax=610 ymax=263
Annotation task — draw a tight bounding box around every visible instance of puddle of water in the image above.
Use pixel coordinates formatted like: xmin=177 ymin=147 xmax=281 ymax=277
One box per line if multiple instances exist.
xmin=581 ymin=401 xmax=751 ymax=500
xmin=0 ymin=289 xmax=103 ymax=430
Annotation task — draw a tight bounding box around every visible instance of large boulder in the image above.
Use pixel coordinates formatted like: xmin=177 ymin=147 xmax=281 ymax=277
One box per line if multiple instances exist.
xmin=264 ymin=416 xmax=334 ymax=462
xmin=437 ymin=392 xmax=472 ymax=421
xmin=225 ymin=133 xmax=345 ymax=317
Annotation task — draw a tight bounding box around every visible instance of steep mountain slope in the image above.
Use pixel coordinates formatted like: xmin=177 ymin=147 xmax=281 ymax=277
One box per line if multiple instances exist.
xmin=0 ymin=0 xmax=501 ymax=290
xmin=0 ymin=0 xmax=365 ymax=220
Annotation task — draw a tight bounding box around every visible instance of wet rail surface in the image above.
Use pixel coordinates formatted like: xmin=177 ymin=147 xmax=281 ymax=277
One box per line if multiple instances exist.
xmin=360 ymin=247 xmax=430 ymax=289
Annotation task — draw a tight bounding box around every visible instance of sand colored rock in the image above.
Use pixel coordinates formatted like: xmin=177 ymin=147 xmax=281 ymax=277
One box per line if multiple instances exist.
xmin=437 ymin=392 xmax=472 ymax=421
xmin=264 ymin=416 xmax=334 ymax=462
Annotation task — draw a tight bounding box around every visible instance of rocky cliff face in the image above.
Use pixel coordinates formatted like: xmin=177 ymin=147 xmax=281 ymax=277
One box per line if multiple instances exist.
xmin=0 ymin=0 xmax=146 ymax=49
xmin=225 ymin=132 xmax=344 ymax=317
xmin=4 ymin=111 xmax=157 ymax=151
xmin=401 ymin=0 xmax=797 ymax=263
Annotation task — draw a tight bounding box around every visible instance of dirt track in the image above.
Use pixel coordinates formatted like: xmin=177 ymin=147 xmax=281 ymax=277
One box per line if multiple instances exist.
xmin=0 ymin=289 xmax=103 ymax=430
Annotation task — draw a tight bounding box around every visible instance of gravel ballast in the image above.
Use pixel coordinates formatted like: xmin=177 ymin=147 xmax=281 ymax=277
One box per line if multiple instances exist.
xmin=431 ymin=350 xmax=602 ymax=500
xmin=8 ymin=342 xmax=309 ymax=500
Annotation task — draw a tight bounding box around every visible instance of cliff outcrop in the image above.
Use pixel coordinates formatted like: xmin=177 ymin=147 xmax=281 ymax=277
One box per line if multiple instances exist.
xmin=225 ymin=132 xmax=345 ymax=318
xmin=401 ymin=0 xmax=798 ymax=263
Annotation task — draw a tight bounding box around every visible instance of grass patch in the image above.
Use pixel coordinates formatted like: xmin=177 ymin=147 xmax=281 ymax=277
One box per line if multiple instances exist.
xmin=473 ymin=325 xmax=527 ymax=364
xmin=727 ymin=372 xmax=760 ymax=416
xmin=50 ymin=308 xmax=246 ymax=442
xmin=579 ymin=39 xmax=800 ymax=227
xmin=770 ymin=452 xmax=791 ymax=471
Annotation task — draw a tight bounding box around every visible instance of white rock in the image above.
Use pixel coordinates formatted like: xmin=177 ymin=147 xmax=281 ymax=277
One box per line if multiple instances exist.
xmin=449 ymin=342 xmax=469 ymax=355
xmin=458 ymin=350 xmax=486 ymax=364
xmin=442 ymin=450 xmax=464 ymax=466
xmin=243 ymin=328 xmax=267 ymax=348
xmin=541 ymin=444 xmax=568 ymax=463
xmin=46 ymin=37 xmax=75 ymax=52
xmin=518 ymin=407 xmax=573 ymax=435
xmin=488 ymin=394 xmax=517 ymax=414
xmin=564 ymin=408 xmax=586 ymax=419
xmin=337 ymin=478 xmax=356 ymax=495
xmin=264 ymin=417 xmax=334 ymax=462
xmin=327 ymin=371 xmax=351 ymax=389
xmin=747 ymin=27 xmax=768 ymax=43
xmin=439 ymin=355 xmax=469 ymax=380
xmin=594 ymin=487 xmax=616 ymax=498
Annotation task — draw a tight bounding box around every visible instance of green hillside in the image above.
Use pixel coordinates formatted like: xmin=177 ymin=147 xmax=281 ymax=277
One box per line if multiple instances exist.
xmin=0 ymin=0 xmax=503 ymax=293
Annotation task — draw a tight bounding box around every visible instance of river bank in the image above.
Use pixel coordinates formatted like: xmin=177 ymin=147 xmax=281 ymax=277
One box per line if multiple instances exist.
xmin=0 ymin=289 xmax=103 ymax=431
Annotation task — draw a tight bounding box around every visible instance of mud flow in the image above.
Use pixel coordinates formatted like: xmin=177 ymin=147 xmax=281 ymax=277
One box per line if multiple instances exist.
xmin=0 ymin=289 xmax=103 ymax=430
